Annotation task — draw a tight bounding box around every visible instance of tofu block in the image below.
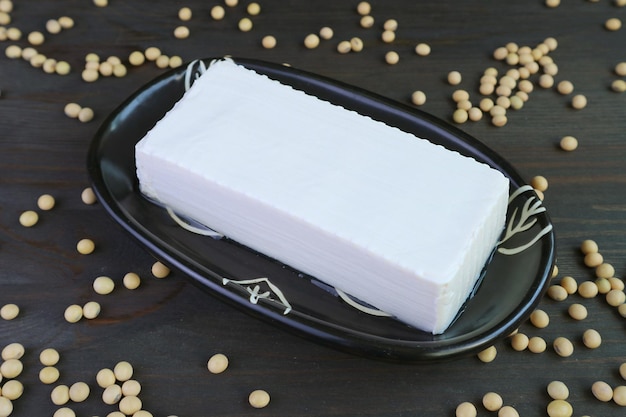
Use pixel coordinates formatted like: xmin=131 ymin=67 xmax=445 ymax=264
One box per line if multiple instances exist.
xmin=135 ymin=59 xmax=510 ymax=334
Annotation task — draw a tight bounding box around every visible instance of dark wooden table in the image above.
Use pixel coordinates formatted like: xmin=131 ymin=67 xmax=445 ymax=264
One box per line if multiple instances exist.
xmin=1 ymin=1 xmax=625 ymax=416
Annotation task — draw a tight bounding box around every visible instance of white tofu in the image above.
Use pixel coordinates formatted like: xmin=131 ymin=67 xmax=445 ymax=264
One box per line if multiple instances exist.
xmin=135 ymin=59 xmax=509 ymax=334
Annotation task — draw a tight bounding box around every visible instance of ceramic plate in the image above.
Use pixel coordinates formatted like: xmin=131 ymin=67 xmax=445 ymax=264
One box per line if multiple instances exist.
xmin=87 ymin=58 xmax=556 ymax=362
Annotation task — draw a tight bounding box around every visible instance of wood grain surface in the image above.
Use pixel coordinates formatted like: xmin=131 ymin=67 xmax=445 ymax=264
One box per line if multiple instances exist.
xmin=1 ymin=1 xmax=625 ymax=416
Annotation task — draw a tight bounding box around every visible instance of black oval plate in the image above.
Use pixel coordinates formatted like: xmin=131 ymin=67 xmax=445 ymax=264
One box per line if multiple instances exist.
xmin=87 ymin=58 xmax=556 ymax=362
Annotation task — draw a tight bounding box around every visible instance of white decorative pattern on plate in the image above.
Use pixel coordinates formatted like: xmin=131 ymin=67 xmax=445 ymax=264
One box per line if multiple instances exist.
xmin=497 ymin=185 xmax=553 ymax=256
xmin=184 ymin=59 xmax=209 ymax=91
xmin=222 ymin=277 xmax=293 ymax=315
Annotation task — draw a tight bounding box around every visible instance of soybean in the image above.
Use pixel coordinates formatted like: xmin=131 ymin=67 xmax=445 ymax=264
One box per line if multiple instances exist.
xmin=477 ymin=345 xmax=497 ymax=363
xmin=447 ymin=71 xmax=462 ymax=85
xmin=612 ymin=79 xmax=626 ymax=93
xmin=491 ymin=114 xmax=507 ymax=127
xmin=606 ymin=289 xmax=625 ymax=306
xmin=605 ymin=17 xmax=622 ymax=31
xmin=498 ymin=405 xmax=519 ymax=417
xmin=37 ymin=194 xmax=55 ymax=211
xmin=83 ymin=301 xmax=101 ymax=319
xmin=578 ymin=281 xmax=598 ymax=298
xmin=81 ymin=68 xmax=99 ymax=82
xmin=553 ymin=337 xmax=574 ymax=357
xmin=238 ymin=17 xmax=253 ymax=32
xmin=510 ymin=333 xmax=529 ymax=351
xmin=337 ymin=41 xmax=351 ymax=54
xmin=560 ymin=276 xmax=577 ymax=294
xmin=0 ymin=397 xmax=12 ymax=417
xmin=530 ymin=309 xmax=549 ymax=328
xmin=173 ymin=26 xmax=190 ymax=39
xmin=528 ymin=336 xmax=547 ymax=353
xmin=76 ymin=238 xmax=95 ymax=254
xmin=96 ymin=368 xmax=116 ymax=388
xmin=411 ymin=91 xmax=426 ymax=106
xmin=530 ymin=175 xmax=548 ymax=192
xmin=360 ymin=15 xmax=374 ymax=29
xmin=350 ymin=37 xmax=363 ymax=52
xmin=547 ymin=285 xmax=568 ymax=301
xmin=482 ymin=392 xmax=503 ymax=411
xmin=546 ymin=399 xmax=572 ymax=417
xmin=81 ymin=187 xmax=97 ymax=204
xmin=93 ymin=276 xmax=115 ymax=295
xmin=51 ymin=384 xmax=70 ymax=405
xmin=596 ymin=263 xmax=615 ymax=279
xmin=381 ymin=30 xmax=395 ymax=43
xmin=581 ymin=239 xmax=599 ymax=254
xmin=304 ymin=34 xmax=320 ymax=49
xmin=610 ymin=277 xmax=625 ymax=290
xmin=567 ymin=303 xmax=587 ymax=320
xmin=211 ymin=5 xmax=225 ymax=20
xmin=102 ymin=384 xmax=122 ymax=404
xmin=58 ymin=16 xmax=74 ymax=29
xmin=248 ymin=389 xmax=270 ymax=408
xmin=319 ymin=27 xmax=333 ymax=40
xmin=385 ymin=51 xmax=399 ymax=65
xmin=119 ymin=396 xmax=142 ymax=415
xmin=584 ymin=252 xmax=603 ymax=267
xmin=144 ymin=47 xmax=161 ymax=61
xmin=19 ymin=210 xmax=38 ymax=227
xmin=548 ymin=381 xmax=569 ymax=400
xmin=121 ymin=379 xmax=141 ymax=396
xmin=123 ymin=272 xmax=141 ymax=290
xmin=2 ymin=380 xmax=23 ymax=400
xmin=571 ymin=94 xmax=587 ymax=109
xmin=247 ymin=2 xmax=261 ymax=15
xmin=582 ymin=329 xmax=601 ymax=348
xmin=592 ymin=381 xmax=613 ymax=402
xmin=559 ymin=136 xmax=578 ymax=151
xmin=129 ymin=51 xmax=145 ymax=66
xmin=152 ymin=261 xmax=170 ymax=278
xmin=178 ymin=7 xmax=192 ymax=21
xmin=78 ymin=107 xmax=94 ymax=123
xmin=356 ymin=1 xmax=371 ymax=15
xmin=415 ymin=43 xmax=431 ymax=56
xmin=453 ymin=109 xmax=468 ymax=124
xmin=455 ymin=401 xmax=477 ymax=417
xmin=0 ymin=304 xmax=19 ymax=320
xmin=1 ymin=343 xmax=24 ymax=360
xmin=64 ymin=304 xmax=83 ymax=323
xmin=468 ymin=107 xmax=483 ymax=121
xmin=614 ymin=386 xmax=626 ymax=406
xmin=27 ymin=31 xmax=45 ymax=46
xmin=39 ymin=348 xmax=60 ymax=366
xmin=596 ymin=278 xmax=611 ymax=294
xmin=557 ymin=80 xmax=574 ymax=95
xmin=155 ymin=55 xmax=170 ymax=69
xmin=113 ymin=361 xmax=133 ymax=381
xmin=39 ymin=366 xmax=60 ymax=384
xmin=69 ymin=381 xmax=90 ymax=402
xmin=261 ymin=35 xmax=277 ymax=49
xmin=208 ymin=353 xmax=229 ymax=374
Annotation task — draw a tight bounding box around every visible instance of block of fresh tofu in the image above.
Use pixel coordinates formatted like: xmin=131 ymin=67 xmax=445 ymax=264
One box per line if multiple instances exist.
xmin=135 ymin=59 xmax=509 ymax=334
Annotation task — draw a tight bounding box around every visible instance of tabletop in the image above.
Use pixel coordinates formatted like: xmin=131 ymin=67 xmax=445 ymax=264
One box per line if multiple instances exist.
xmin=1 ymin=1 xmax=626 ymax=416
